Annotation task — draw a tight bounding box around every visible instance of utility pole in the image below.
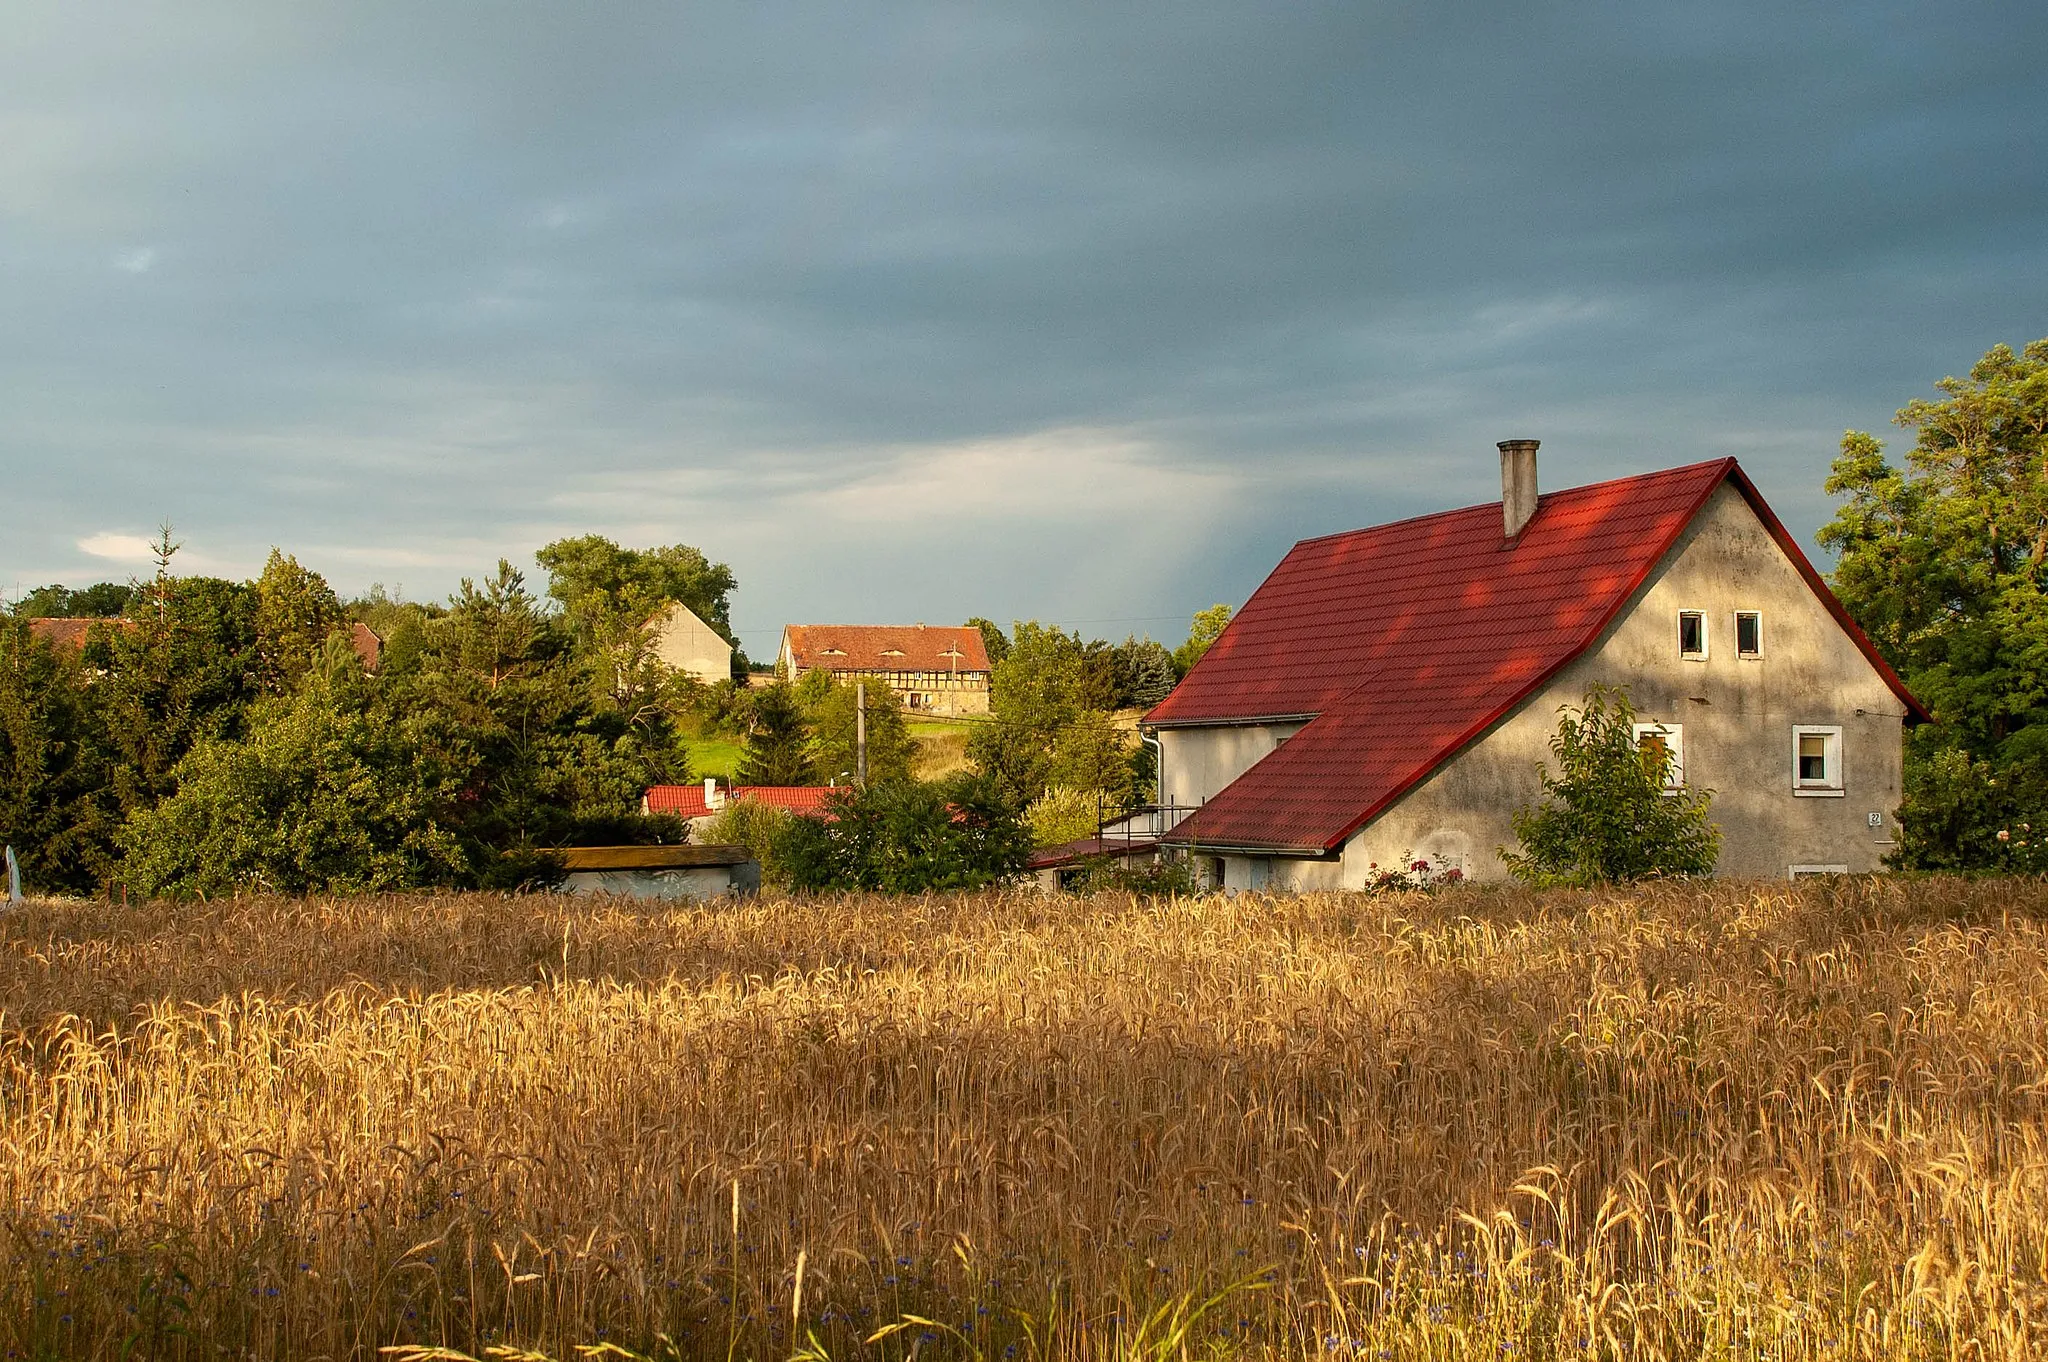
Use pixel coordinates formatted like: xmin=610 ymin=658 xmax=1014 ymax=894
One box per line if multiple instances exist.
xmin=855 ymin=681 xmax=867 ymax=788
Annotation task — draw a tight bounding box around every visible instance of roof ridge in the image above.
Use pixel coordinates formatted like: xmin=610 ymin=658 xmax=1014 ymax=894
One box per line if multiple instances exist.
xmin=1288 ymin=457 xmax=1737 ymax=549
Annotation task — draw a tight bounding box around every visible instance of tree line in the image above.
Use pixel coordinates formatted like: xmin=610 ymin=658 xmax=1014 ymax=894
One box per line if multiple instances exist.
xmin=0 ymin=535 xmax=734 ymax=896
xmin=0 ymin=521 xmax=1233 ymax=895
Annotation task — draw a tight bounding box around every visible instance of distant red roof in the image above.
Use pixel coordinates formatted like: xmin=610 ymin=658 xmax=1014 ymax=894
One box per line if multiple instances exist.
xmin=644 ymin=785 xmax=843 ymax=819
xmin=782 ymin=625 xmax=990 ymax=675
xmin=23 ymin=617 xmax=134 ymax=649
xmin=1151 ymin=459 xmax=1923 ymax=852
xmin=349 ymin=621 xmax=383 ymax=672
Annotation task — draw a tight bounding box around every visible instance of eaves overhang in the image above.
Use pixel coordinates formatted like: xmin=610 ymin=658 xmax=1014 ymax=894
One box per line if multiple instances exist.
xmin=1142 ymin=712 xmax=1321 ymax=731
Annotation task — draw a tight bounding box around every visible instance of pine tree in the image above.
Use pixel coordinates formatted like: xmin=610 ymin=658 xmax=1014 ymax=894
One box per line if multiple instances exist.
xmin=737 ymin=683 xmax=816 ymax=786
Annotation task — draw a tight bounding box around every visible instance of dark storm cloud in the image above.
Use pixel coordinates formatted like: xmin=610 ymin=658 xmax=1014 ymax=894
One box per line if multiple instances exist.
xmin=4 ymin=0 xmax=2045 ymax=650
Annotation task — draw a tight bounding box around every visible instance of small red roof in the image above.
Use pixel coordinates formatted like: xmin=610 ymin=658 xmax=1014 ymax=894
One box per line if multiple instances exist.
xmin=349 ymin=621 xmax=383 ymax=672
xmin=645 ymin=785 xmax=843 ymax=819
xmin=1026 ymin=836 xmax=1163 ymax=871
xmin=782 ymin=624 xmax=990 ymax=674
xmin=24 ymin=617 xmax=134 ymax=649
xmin=1151 ymin=459 xmax=1922 ymax=852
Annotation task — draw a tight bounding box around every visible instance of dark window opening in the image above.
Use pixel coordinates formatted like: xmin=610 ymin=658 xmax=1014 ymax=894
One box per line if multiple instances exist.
xmin=1798 ymin=733 xmax=1828 ymax=782
xmin=1678 ymin=611 xmax=1706 ymax=657
xmin=1736 ymin=611 xmax=1761 ymax=657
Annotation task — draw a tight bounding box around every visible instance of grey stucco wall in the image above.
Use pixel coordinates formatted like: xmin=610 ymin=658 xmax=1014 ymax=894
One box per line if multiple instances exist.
xmin=1158 ymin=720 xmax=1307 ymax=813
xmin=652 ymin=605 xmax=734 ymax=685
xmin=1185 ymin=483 xmax=1908 ymax=888
xmin=560 ymin=863 xmax=758 ymax=899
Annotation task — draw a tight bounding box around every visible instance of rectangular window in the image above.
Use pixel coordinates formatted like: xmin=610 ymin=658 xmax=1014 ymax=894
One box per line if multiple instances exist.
xmin=1736 ymin=611 xmax=1762 ymax=658
xmin=1678 ymin=610 xmax=1707 ymax=659
xmin=1792 ymin=725 xmax=1844 ymax=796
xmin=1633 ymin=721 xmax=1684 ymax=791
xmin=1789 ymin=864 xmax=1849 ymax=879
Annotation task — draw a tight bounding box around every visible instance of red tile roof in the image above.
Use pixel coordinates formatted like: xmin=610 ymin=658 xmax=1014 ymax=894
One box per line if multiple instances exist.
xmin=349 ymin=621 xmax=383 ymax=671
xmin=1150 ymin=459 xmax=1922 ymax=852
xmin=24 ymin=617 xmax=134 ymax=649
xmin=783 ymin=625 xmax=990 ymax=674
xmin=644 ymin=785 xmax=844 ymax=819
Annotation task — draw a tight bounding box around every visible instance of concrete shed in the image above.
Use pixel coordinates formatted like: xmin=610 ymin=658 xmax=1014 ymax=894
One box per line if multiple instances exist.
xmin=556 ymin=844 xmax=760 ymax=900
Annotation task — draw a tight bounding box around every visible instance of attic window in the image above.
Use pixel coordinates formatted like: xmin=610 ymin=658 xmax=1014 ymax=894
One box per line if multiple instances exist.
xmin=1736 ymin=611 xmax=1762 ymax=658
xmin=1678 ymin=610 xmax=1707 ymax=660
xmin=880 ymin=648 xmax=905 ymax=657
xmin=820 ymin=648 xmax=846 ymax=656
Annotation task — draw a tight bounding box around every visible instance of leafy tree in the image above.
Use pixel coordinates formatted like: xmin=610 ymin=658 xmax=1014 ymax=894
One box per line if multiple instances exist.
xmin=120 ymin=665 xmax=469 ymax=897
xmin=120 ymin=564 xmax=687 ymax=896
xmin=736 ymin=681 xmax=816 ymax=786
xmin=536 ymin=534 xmax=745 ymax=719
xmin=1503 ymin=685 xmax=1721 ymax=886
xmin=966 ymin=617 xmax=1011 ymax=667
xmin=1820 ymin=338 xmax=2048 ymax=866
xmin=254 ymin=549 xmax=345 ymax=694
xmin=777 ymin=774 xmax=1030 ymax=892
xmin=1890 ymin=747 xmax=2048 ymax=873
xmin=800 ymin=670 xmax=913 ymax=785
xmin=12 ymin=582 xmax=133 ymax=618
xmin=401 ymin=561 xmax=685 ymax=867
xmin=0 ymin=619 xmax=117 ymax=891
xmin=1172 ymin=604 xmax=1233 ymax=677
xmin=968 ymin=622 xmax=1135 ymax=807
xmin=536 ymin=535 xmax=739 ymax=644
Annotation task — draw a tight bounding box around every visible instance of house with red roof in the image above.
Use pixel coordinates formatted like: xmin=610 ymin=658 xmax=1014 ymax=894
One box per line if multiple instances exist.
xmin=644 ymin=779 xmax=842 ymax=825
xmin=1145 ymin=441 xmax=1925 ymax=888
xmin=22 ymin=617 xmax=134 ymax=650
xmin=778 ymin=624 xmax=991 ymax=716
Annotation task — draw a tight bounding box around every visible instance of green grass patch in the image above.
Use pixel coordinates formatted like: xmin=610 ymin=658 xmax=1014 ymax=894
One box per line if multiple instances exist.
xmin=683 ymin=730 xmax=745 ymax=781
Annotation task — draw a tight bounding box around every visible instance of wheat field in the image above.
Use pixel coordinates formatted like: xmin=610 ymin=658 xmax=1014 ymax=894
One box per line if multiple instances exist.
xmin=2 ymin=880 xmax=2046 ymax=1360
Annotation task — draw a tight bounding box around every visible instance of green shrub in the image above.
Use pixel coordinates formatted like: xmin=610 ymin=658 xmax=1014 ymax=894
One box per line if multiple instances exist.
xmin=1026 ymin=786 xmax=1103 ymax=848
xmin=778 ymin=774 xmax=1031 ymax=893
xmin=698 ymin=798 xmax=801 ymax=887
xmin=1503 ymin=685 xmax=1721 ymax=886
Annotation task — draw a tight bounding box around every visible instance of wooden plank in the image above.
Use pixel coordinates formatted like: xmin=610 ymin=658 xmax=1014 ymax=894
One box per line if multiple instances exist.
xmin=555 ymin=844 xmax=752 ymax=871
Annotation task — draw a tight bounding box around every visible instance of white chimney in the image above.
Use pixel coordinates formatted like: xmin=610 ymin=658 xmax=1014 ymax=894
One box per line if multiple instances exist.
xmin=1499 ymin=439 xmax=1540 ymax=539
xmin=704 ymin=776 xmax=726 ymax=811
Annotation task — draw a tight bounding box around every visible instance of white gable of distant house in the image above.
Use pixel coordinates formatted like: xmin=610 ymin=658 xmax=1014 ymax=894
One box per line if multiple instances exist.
xmin=650 ymin=603 xmax=732 ymax=684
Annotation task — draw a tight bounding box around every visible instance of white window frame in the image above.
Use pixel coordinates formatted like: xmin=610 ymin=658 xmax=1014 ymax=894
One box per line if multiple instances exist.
xmin=1735 ymin=610 xmax=1763 ymax=659
xmin=1789 ymin=864 xmax=1849 ymax=879
xmin=1633 ymin=721 xmax=1684 ymax=792
xmin=1677 ymin=609 xmax=1708 ymax=661
xmin=1792 ymin=725 xmax=1844 ymax=796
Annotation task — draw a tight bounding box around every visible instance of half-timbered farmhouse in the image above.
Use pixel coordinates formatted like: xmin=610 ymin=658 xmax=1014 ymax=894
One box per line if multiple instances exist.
xmin=778 ymin=624 xmax=992 ymax=716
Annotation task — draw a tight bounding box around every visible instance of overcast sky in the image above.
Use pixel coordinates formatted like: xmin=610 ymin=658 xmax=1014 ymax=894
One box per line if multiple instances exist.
xmin=6 ymin=2 xmax=2044 ymax=656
